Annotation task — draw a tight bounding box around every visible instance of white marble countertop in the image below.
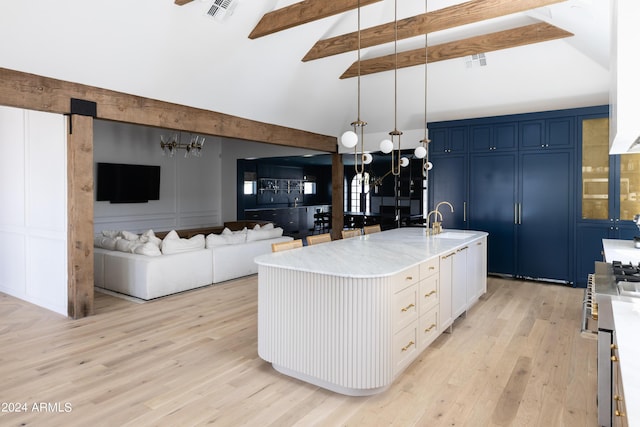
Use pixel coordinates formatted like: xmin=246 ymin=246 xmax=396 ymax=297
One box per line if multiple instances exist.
xmin=603 ymin=238 xmax=640 ymax=264
xmin=254 ymin=228 xmax=487 ymax=278
xmin=611 ymin=296 xmax=640 ymax=426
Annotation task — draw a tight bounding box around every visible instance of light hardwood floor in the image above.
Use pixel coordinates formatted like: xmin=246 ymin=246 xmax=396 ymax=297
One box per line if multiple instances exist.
xmin=0 ymin=276 xmax=597 ymax=426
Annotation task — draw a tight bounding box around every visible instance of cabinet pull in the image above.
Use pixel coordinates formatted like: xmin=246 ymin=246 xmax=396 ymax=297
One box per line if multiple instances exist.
xmin=611 ymin=355 xmax=618 ymax=362
xmin=401 ymin=341 xmax=415 ymax=352
xmin=514 ymin=203 xmax=518 ymax=224
xmin=429 ymin=266 xmax=435 ymax=270
xmin=401 ymin=303 xmax=415 ymax=312
xmin=518 ymin=203 xmax=522 ymax=225
xmin=463 ymin=202 xmax=467 ymax=222
xmin=405 ymin=276 xmax=413 ymax=281
xmin=442 ymin=252 xmax=455 ymax=259
xmin=424 ymin=290 xmax=436 ymax=298
xmin=614 ymin=395 xmax=625 ymax=417
xmin=457 ymin=246 xmax=468 ymax=252
xmin=424 ymin=324 xmax=436 ymax=332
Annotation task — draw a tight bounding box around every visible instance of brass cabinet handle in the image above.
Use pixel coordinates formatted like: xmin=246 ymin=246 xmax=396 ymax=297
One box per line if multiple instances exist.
xmin=401 ymin=303 xmax=415 ymax=312
xmin=424 ymin=324 xmax=436 ymax=332
xmin=405 ymin=276 xmax=413 ymax=281
xmin=611 ymin=344 xmax=618 ymax=350
xmin=424 ymin=290 xmax=436 ymax=298
xmin=611 ymin=355 xmax=618 ymax=362
xmin=401 ymin=341 xmax=415 ymax=352
xmin=614 ymin=395 xmax=625 ymax=417
xmin=442 ymin=252 xmax=455 ymax=259
xmin=429 ymin=266 xmax=435 ymax=270
xmin=457 ymin=246 xmax=468 ymax=252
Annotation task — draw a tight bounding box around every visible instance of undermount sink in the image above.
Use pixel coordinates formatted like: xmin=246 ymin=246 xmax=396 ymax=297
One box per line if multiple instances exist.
xmin=432 ymin=231 xmax=470 ymax=240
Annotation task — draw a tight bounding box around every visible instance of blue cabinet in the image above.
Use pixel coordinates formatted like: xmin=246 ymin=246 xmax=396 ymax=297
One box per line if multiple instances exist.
xmin=428 ymin=154 xmax=467 ymax=229
xmin=429 ymin=106 xmax=605 ymax=285
xmin=431 ymin=126 xmax=467 ymax=154
xmin=517 ymin=150 xmax=574 ymax=282
xmin=469 ymin=153 xmax=517 ymax=275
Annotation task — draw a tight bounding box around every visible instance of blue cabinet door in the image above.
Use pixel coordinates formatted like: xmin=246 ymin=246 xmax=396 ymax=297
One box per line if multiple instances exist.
xmin=429 ymin=154 xmax=467 ymax=229
xmin=468 ymin=153 xmax=517 ymax=275
xmin=517 ymin=150 xmax=573 ymax=282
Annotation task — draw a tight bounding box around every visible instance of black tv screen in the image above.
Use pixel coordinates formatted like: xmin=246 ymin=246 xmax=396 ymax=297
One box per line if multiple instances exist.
xmin=96 ymin=163 xmax=161 ymax=203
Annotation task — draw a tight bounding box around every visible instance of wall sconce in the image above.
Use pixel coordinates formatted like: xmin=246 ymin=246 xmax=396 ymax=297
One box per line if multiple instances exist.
xmin=160 ymin=133 xmax=205 ymax=158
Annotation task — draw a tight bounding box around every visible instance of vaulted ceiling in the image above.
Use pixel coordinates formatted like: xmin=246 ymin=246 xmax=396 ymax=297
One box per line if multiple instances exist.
xmin=0 ymin=0 xmax=610 ymax=152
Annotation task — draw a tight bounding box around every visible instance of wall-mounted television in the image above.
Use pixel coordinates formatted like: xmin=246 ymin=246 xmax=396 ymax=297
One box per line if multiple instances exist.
xmin=96 ymin=162 xmax=160 ymax=203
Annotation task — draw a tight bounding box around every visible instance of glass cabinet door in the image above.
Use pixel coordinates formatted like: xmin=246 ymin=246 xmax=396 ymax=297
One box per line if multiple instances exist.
xmin=619 ymin=153 xmax=640 ymax=220
xmin=581 ymin=118 xmax=610 ymax=220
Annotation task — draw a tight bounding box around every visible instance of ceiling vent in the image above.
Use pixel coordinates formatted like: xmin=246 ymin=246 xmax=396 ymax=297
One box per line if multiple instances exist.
xmin=205 ymin=0 xmax=237 ymax=22
xmin=465 ymin=53 xmax=488 ymax=68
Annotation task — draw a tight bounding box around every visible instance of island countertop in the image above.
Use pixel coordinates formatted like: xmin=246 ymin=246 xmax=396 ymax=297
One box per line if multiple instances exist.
xmin=254 ymin=228 xmax=487 ymax=278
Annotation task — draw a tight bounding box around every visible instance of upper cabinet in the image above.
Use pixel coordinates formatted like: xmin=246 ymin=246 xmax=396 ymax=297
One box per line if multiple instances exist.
xmin=609 ymin=0 xmax=640 ymax=154
xmin=519 ymin=117 xmax=574 ymax=150
xmin=431 ymin=127 xmax=467 ymax=154
xmin=470 ymin=123 xmax=517 ymax=152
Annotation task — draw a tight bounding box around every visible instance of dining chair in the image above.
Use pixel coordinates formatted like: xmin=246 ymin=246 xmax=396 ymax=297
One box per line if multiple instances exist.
xmin=363 ymin=224 xmax=381 ymax=235
xmin=341 ymin=229 xmax=361 ymax=239
xmin=306 ymin=233 xmax=332 ymax=246
xmin=271 ymin=239 xmax=303 ymax=252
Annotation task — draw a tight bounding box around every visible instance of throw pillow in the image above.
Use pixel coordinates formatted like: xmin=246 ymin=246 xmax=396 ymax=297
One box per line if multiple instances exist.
xmin=121 ymin=230 xmax=140 ymax=241
xmin=133 ymin=242 xmax=162 ymax=256
xmin=262 ymin=223 xmax=275 ymax=230
xmin=205 ymin=233 xmax=227 ymax=248
xmin=162 ymin=233 xmax=205 ymax=254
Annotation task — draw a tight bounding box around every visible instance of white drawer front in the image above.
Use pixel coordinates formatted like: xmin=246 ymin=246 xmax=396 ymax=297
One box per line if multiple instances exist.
xmin=420 ymin=257 xmax=439 ymax=279
xmin=393 ymin=284 xmax=419 ymax=333
xmin=392 ymin=264 xmax=420 ymax=293
xmin=419 ymin=306 xmax=439 ymax=349
xmin=419 ymin=275 xmax=439 ymax=315
xmin=393 ymin=322 xmax=418 ymax=375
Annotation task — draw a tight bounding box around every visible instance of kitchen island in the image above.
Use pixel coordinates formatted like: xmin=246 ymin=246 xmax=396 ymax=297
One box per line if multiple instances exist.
xmin=254 ymin=227 xmax=488 ymax=396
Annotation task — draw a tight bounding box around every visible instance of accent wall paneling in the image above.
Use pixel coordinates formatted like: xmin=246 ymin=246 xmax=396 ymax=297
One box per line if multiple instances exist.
xmin=0 ymin=106 xmax=68 ymax=316
xmin=93 ymin=120 xmax=223 ymax=234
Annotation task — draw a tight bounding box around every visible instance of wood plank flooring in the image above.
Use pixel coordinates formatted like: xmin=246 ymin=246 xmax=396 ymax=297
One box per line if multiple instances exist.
xmin=0 ymin=276 xmax=597 ymax=426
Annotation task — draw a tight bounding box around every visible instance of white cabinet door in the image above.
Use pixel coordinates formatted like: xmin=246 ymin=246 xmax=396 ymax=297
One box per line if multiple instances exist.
xmin=466 ymin=237 xmax=487 ymax=306
xmin=452 ymin=246 xmax=468 ymax=319
xmin=439 ymin=252 xmax=454 ymax=330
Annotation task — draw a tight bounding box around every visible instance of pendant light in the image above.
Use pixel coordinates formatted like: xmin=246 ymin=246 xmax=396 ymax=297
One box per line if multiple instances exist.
xmin=340 ymin=0 xmax=372 ymax=174
xmin=379 ymin=0 xmax=408 ymax=176
xmin=414 ymin=0 xmax=433 ymax=177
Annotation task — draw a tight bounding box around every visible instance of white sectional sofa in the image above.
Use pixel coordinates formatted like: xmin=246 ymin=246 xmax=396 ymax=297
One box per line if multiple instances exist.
xmin=94 ymin=224 xmax=292 ymax=300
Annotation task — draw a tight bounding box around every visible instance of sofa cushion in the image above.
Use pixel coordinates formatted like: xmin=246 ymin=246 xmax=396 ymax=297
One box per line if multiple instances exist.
xmin=133 ymin=241 xmax=162 ymax=256
xmin=246 ymin=227 xmax=284 ymax=242
xmin=140 ymin=229 xmax=162 ymax=248
xmin=94 ymin=235 xmax=121 ymax=250
xmin=205 ymin=233 xmax=227 ymax=248
xmin=116 ymin=238 xmax=139 ymax=253
xmin=161 ymin=231 xmax=205 ymax=254
xmin=121 ymin=230 xmax=140 ymax=241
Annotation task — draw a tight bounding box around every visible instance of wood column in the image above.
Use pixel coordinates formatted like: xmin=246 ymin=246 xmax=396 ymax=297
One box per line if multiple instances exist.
xmin=331 ymin=152 xmax=344 ymax=240
xmin=67 ymin=114 xmax=94 ymax=319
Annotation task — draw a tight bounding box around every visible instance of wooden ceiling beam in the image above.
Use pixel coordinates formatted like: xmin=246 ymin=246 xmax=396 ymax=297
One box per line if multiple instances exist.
xmin=340 ymin=22 xmax=573 ymax=79
xmin=249 ymin=0 xmax=383 ymax=39
xmin=304 ymin=0 xmax=566 ymax=62
xmin=0 ymin=67 xmax=337 ymax=152
xmin=174 ymin=0 xmax=194 ymax=5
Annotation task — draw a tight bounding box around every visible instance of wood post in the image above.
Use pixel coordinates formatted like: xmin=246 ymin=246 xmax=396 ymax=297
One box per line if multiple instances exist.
xmin=67 ymin=114 xmax=94 ymax=319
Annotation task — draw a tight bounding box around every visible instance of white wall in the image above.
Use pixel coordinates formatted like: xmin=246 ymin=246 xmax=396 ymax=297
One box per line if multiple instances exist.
xmin=0 ymin=106 xmax=68 ymax=316
xmin=93 ymin=120 xmax=223 ymax=233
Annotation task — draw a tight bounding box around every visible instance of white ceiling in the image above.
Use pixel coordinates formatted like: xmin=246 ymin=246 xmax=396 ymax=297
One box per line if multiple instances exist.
xmin=0 ymin=0 xmax=610 ymax=152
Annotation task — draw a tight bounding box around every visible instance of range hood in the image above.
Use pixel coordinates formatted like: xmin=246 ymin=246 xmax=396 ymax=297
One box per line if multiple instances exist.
xmin=609 ymin=0 xmax=640 ymax=154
